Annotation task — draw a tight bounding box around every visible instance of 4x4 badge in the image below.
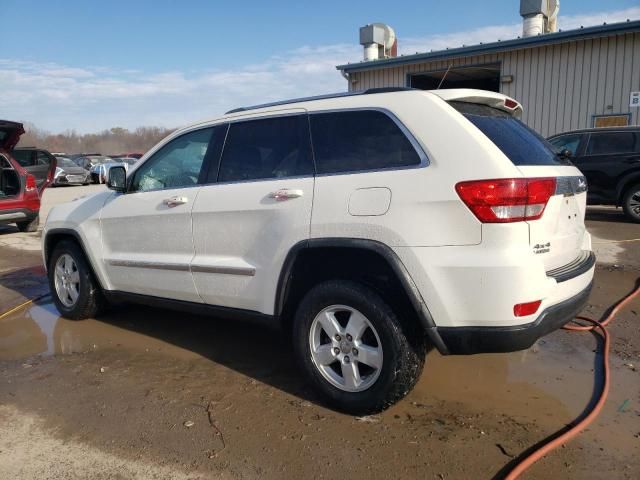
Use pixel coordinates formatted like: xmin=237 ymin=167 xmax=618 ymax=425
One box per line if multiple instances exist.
xmin=533 ymin=242 xmax=551 ymax=254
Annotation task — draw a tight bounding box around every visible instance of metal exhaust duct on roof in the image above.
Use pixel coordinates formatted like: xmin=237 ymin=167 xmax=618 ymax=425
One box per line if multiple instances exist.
xmin=520 ymin=0 xmax=559 ymax=37
xmin=360 ymin=23 xmax=397 ymax=61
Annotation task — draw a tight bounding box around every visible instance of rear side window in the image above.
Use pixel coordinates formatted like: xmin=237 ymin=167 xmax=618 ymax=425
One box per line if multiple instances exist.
xmin=451 ymin=101 xmax=568 ymax=166
xmin=586 ymin=132 xmax=637 ymax=155
xmin=218 ymin=115 xmax=313 ymax=182
xmin=310 ymin=110 xmax=422 ymax=174
xmin=11 ymin=150 xmax=34 ymax=167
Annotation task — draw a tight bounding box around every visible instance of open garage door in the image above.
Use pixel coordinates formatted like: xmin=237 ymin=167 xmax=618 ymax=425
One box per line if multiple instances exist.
xmin=409 ymin=63 xmax=501 ymax=92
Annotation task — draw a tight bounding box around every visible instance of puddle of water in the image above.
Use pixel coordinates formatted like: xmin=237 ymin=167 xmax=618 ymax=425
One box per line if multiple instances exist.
xmin=0 ymin=298 xmax=610 ymax=426
xmin=398 ymin=333 xmax=602 ymax=422
xmin=0 ymin=300 xmax=201 ymax=361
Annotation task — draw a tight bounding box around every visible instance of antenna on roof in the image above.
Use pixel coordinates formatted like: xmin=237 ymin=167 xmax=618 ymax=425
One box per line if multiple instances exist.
xmin=437 ymin=64 xmax=453 ymax=89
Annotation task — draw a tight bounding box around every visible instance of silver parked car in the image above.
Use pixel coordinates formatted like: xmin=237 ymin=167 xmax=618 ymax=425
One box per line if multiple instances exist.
xmin=91 ymin=157 xmax=138 ymax=184
xmin=52 ymin=157 xmax=91 ymax=186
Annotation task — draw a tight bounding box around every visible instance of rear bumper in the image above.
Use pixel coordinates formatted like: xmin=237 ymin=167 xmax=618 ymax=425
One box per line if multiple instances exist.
xmin=436 ymin=281 xmax=593 ymax=354
xmin=0 ymin=208 xmax=38 ymax=225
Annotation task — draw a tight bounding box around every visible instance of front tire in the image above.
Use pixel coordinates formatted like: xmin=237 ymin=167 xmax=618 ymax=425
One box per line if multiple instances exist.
xmin=622 ymin=183 xmax=640 ymax=223
xmin=48 ymin=240 xmax=106 ymax=320
xmin=16 ymin=214 xmax=39 ymax=232
xmin=293 ymin=280 xmax=425 ymax=414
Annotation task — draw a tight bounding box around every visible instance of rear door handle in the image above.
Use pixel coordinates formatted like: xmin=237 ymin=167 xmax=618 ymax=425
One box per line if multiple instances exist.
xmin=269 ymin=189 xmax=304 ymax=201
xmin=163 ymin=196 xmax=189 ymax=207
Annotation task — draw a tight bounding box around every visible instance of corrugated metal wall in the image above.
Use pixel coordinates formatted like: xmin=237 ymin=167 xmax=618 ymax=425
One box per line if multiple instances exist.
xmin=347 ymin=32 xmax=640 ymax=137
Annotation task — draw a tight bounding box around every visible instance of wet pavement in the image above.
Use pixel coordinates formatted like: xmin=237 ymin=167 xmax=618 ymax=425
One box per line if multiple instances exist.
xmin=0 ymin=202 xmax=639 ymax=479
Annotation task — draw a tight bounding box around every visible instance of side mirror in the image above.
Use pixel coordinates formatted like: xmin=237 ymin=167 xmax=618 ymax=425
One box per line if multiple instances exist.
xmin=559 ymin=148 xmax=573 ymax=159
xmin=107 ymin=166 xmax=127 ymax=192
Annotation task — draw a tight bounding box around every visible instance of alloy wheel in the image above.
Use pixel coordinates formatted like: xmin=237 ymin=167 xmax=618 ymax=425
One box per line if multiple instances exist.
xmin=54 ymin=253 xmax=80 ymax=307
xmin=629 ymin=189 xmax=640 ymax=217
xmin=309 ymin=304 xmax=383 ymax=392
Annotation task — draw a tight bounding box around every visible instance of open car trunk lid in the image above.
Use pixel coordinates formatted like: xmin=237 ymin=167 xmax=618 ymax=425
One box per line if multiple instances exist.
xmin=0 ymin=120 xmax=25 ymax=151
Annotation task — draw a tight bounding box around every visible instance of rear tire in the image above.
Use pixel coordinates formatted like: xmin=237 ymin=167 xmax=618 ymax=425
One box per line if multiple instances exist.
xmin=292 ymin=280 xmax=425 ymax=414
xmin=16 ymin=215 xmax=39 ymax=233
xmin=48 ymin=240 xmax=106 ymax=320
xmin=622 ymin=183 xmax=640 ymax=223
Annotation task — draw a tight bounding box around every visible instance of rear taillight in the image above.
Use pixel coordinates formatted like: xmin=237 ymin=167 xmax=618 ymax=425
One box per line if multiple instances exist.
xmin=455 ymin=178 xmax=556 ymax=223
xmin=25 ymin=174 xmax=38 ymax=192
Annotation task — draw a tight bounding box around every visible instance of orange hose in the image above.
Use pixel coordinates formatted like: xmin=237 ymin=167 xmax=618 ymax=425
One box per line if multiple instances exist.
xmin=504 ymin=280 xmax=640 ymax=480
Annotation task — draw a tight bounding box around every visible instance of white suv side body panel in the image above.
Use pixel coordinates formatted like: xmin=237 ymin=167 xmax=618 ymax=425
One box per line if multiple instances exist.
xmin=191 ymin=176 xmax=314 ymax=314
xmin=42 ymin=191 xmax=113 ymax=289
xmin=309 ymin=92 xmax=522 ymax=247
xmin=99 ymin=186 xmax=203 ymax=303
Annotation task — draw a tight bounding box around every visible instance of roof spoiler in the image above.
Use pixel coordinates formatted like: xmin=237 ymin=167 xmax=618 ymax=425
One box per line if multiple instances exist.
xmin=429 ymin=89 xmax=523 ymax=116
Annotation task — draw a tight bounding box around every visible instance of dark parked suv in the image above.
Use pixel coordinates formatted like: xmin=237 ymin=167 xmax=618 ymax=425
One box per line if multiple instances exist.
xmin=11 ymin=147 xmax=59 ymax=190
xmin=548 ymin=126 xmax=640 ymax=222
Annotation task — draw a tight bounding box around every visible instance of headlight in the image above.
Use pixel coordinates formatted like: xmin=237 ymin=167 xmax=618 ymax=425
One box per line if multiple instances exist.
xmin=54 ymin=167 xmax=64 ymax=178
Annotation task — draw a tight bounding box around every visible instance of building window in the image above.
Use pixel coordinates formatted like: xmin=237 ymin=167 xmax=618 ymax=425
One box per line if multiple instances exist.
xmin=592 ymin=114 xmax=630 ymax=128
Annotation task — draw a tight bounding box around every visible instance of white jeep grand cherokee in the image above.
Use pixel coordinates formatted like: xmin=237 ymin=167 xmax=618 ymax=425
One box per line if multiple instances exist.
xmin=43 ymin=88 xmax=595 ymax=413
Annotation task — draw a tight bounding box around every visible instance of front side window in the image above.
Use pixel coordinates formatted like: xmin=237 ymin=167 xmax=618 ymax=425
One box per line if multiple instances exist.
xmin=549 ymin=134 xmax=582 ymax=156
xmin=217 ymin=115 xmax=313 ymax=183
xmin=586 ymin=132 xmax=637 ymax=156
xmin=310 ymin=110 xmax=421 ymax=174
xmin=131 ymin=127 xmax=215 ymax=192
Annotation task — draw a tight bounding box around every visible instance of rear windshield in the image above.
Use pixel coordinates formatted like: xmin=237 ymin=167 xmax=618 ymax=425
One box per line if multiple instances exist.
xmin=450 ymin=101 xmax=569 ymax=166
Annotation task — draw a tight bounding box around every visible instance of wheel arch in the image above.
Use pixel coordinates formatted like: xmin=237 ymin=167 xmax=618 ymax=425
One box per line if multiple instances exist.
xmin=616 ymin=172 xmax=640 ymax=205
xmin=44 ymin=228 xmax=107 ymax=290
xmin=275 ymin=238 xmax=448 ymax=353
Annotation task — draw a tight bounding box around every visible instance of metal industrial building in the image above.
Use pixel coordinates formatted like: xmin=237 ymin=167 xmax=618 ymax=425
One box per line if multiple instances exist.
xmin=337 ymin=15 xmax=640 ymax=137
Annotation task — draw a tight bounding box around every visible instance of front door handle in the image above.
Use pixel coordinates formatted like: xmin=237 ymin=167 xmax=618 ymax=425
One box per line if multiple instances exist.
xmin=269 ymin=189 xmax=304 ymax=201
xmin=163 ymin=196 xmax=189 ymax=207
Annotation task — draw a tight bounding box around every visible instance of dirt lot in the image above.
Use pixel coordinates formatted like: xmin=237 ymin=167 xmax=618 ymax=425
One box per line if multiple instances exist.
xmin=1 ymin=186 xmax=639 ymax=479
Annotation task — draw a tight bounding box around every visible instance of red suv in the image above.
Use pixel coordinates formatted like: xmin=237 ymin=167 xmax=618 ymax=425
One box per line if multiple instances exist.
xmin=0 ymin=120 xmax=56 ymax=232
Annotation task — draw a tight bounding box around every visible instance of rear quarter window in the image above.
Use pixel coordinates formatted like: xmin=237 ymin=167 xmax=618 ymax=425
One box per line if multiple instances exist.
xmin=450 ymin=101 xmax=568 ymax=166
xmin=586 ymin=132 xmax=638 ymax=155
xmin=310 ymin=110 xmax=422 ymax=174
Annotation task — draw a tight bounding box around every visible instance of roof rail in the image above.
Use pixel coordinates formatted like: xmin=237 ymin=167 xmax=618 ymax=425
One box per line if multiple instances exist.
xmin=224 ymin=87 xmax=415 ymax=115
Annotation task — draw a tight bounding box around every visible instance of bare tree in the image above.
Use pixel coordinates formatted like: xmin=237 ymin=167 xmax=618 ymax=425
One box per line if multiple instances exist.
xmin=17 ymin=124 xmax=175 ymax=155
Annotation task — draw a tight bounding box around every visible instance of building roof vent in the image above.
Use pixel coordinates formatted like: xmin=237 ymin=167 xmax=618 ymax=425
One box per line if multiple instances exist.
xmin=520 ymin=0 xmax=560 ymax=37
xmin=359 ymin=23 xmax=397 ymax=61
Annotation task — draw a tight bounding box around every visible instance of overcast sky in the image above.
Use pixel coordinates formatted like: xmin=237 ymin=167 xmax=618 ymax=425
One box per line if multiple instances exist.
xmin=2 ymin=0 xmax=639 ymax=133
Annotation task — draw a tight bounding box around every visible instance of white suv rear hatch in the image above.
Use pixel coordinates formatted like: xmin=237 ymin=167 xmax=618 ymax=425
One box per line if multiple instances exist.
xmin=450 ymin=98 xmax=588 ymax=271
